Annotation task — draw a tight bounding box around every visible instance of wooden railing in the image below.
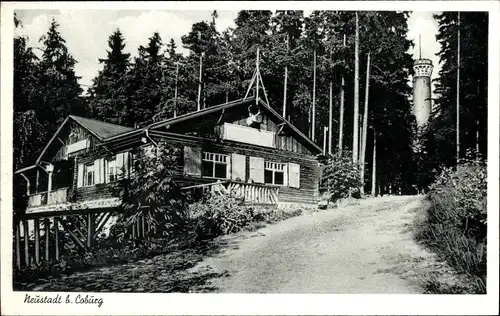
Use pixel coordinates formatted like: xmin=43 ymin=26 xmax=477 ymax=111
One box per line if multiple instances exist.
xmin=226 ymin=182 xmax=279 ymax=205
xmin=181 ymin=180 xmax=279 ymax=205
xmin=28 ymin=188 xmax=68 ymax=207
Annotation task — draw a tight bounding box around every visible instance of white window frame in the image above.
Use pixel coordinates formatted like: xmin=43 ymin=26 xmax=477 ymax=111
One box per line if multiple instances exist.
xmin=84 ymin=163 xmax=95 ymax=187
xmin=264 ymin=161 xmax=287 ymax=186
xmin=106 ymin=157 xmax=117 ymax=183
xmin=202 ymin=152 xmax=229 ymax=179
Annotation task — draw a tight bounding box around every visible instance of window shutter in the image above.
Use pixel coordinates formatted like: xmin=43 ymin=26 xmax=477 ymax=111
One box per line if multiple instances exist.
xmin=77 ymin=163 xmax=84 ymax=188
xmin=226 ymin=154 xmax=232 ymax=179
xmin=94 ymin=159 xmax=101 ymax=184
xmin=116 ymin=153 xmax=124 ymax=178
xmin=288 ymin=163 xmax=300 ymax=188
xmin=231 ymin=153 xmax=246 ymax=181
xmin=100 ymin=158 xmax=105 ymax=183
xmin=183 ymin=146 xmax=201 ymax=176
xmin=123 ymin=152 xmax=130 ymax=178
xmin=249 ymin=156 xmax=264 ymax=183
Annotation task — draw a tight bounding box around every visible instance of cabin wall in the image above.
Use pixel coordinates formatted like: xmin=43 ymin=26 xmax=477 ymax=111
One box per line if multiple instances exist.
xmin=53 ymin=121 xmax=101 ymax=162
xmin=228 ymin=115 xmax=312 ymax=155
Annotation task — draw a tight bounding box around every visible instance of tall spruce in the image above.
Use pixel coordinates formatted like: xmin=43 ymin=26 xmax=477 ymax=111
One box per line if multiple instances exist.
xmin=89 ymin=29 xmax=131 ymax=125
xmin=37 ymin=19 xmax=83 ymax=128
xmin=417 ymin=12 xmax=488 ymax=189
xmin=128 ymin=32 xmax=167 ymax=126
xmin=13 ymin=14 xmax=47 ymax=170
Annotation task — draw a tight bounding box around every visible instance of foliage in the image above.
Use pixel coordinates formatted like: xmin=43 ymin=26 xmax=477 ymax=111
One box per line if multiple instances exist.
xmin=416 ymin=157 xmax=487 ymax=293
xmin=116 ymin=141 xmax=188 ymax=240
xmin=189 ymin=192 xmax=250 ymax=239
xmin=189 ymin=191 xmax=305 ymax=240
xmin=320 ymin=151 xmax=363 ymax=201
xmin=88 ymin=29 xmax=132 ymax=125
xmin=418 ymin=12 xmax=488 ymax=189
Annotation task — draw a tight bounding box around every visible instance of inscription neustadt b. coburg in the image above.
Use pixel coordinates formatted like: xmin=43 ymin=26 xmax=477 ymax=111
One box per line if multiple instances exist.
xmin=24 ymin=294 xmax=103 ymax=307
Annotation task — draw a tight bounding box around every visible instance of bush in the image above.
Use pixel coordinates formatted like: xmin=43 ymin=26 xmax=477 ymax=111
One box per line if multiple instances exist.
xmin=418 ymin=158 xmax=487 ymax=293
xmin=189 ymin=192 xmax=251 ymax=239
xmin=116 ymin=141 xmax=189 ymax=239
xmin=320 ymin=151 xmax=362 ymax=202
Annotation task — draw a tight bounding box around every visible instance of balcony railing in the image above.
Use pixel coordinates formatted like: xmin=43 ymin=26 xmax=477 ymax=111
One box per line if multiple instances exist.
xmin=181 ymin=180 xmax=279 ymax=205
xmin=28 ymin=187 xmax=69 ymax=208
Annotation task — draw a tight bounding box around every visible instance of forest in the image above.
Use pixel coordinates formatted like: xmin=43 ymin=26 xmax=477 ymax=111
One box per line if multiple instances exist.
xmin=13 ymin=10 xmax=488 ymax=195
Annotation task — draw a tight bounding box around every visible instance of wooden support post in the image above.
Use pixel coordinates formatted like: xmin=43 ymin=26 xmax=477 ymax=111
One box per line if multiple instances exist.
xmin=59 ymin=219 xmax=87 ymax=250
xmin=54 ymin=217 xmax=60 ymax=260
xmin=87 ymin=213 xmax=94 ymax=249
xmin=34 ymin=218 xmax=40 ymax=265
xmin=23 ymin=220 xmax=29 ymax=266
xmin=132 ymin=222 xmax=136 ymax=240
xmin=44 ymin=218 xmax=50 ymax=261
xmin=141 ymin=215 xmax=146 ymax=238
xmin=137 ymin=217 xmax=141 ymax=239
xmin=15 ymin=221 xmax=21 ymax=269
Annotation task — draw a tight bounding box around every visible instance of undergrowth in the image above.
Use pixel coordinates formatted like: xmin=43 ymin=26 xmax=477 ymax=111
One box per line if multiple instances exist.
xmin=415 ymin=158 xmax=487 ymax=294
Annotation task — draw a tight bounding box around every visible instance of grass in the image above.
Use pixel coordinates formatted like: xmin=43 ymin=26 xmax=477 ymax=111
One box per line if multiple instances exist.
xmin=412 ymin=161 xmax=487 ymax=294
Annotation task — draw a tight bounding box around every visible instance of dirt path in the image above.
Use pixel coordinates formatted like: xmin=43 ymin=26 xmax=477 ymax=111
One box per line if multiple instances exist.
xmin=22 ymin=195 xmax=455 ymax=293
xmin=189 ymin=195 xmax=443 ymax=293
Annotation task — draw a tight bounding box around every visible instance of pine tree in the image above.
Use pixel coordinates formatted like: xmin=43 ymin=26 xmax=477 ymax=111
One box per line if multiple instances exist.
xmin=37 ymin=18 xmax=83 ymax=128
xmin=418 ymin=12 xmax=488 ymax=189
xmin=128 ymin=32 xmax=167 ymax=125
xmin=13 ymin=14 xmax=47 ymax=170
xmin=89 ymin=29 xmax=131 ymax=125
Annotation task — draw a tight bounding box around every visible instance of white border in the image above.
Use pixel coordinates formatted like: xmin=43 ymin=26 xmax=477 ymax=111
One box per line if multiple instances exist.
xmin=1 ymin=2 xmax=499 ymax=315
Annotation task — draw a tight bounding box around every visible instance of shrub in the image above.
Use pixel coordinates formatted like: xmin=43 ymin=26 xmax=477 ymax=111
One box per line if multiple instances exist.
xmin=320 ymin=151 xmax=362 ymax=202
xmin=189 ymin=192 xmax=251 ymax=239
xmin=116 ymin=141 xmax=189 ymax=240
xmin=418 ymin=158 xmax=487 ymax=293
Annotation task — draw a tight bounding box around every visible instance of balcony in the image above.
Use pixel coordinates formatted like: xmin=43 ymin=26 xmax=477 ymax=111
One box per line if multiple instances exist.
xmin=28 ymin=187 xmax=69 ymax=208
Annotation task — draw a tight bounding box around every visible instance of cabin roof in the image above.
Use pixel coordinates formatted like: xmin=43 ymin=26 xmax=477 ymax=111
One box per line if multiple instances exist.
xmin=69 ymin=115 xmax=134 ymax=140
xmin=147 ymin=97 xmax=323 ymax=154
xmin=32 ymin=116 xmax=133 ymax=166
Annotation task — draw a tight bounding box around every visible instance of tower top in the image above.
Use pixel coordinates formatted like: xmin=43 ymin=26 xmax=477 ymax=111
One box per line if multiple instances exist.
xmin=413 ymin=58 xmax=433 ymax=78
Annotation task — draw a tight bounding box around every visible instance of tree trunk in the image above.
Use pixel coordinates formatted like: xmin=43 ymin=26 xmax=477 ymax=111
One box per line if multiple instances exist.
xmin=197 ymin=53 xmax=203 ymax=111
xmin=456 ymin=12 xmax=460 ymax=164
xmin=360 ymin=52 xmax=371 ymax=196
xmin=283 ymin=65 xmax=288 ymax=117
xmin=338 ymin=34 xmax=346 ymax=154
xmin=371 ymin=127 xmax=377 ymax=196
xmin=328 ymin=81 xmax=333 ymax=155
xmin=312 ymin=49 xmax=317 ymax=142
xmin=353 ymin=12 xmax=360 ymax=163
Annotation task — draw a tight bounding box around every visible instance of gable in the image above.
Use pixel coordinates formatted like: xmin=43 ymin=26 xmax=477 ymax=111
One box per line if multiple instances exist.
xmin=41 ymin=119 xmax=101 ymax=163
xmin=149 ymin=98 xmax=320 ymax=155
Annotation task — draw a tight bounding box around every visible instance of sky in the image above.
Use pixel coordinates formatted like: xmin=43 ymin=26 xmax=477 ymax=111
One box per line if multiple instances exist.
xmin=15 ymin=10 xmax=441 ymax=95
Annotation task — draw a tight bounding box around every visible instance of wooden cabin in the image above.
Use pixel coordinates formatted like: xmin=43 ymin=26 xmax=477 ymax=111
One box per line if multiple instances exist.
xmin=13 ymin=93 xmax=324 ymax=268
xmin=16 ymin=97 xmax=323 ymax=214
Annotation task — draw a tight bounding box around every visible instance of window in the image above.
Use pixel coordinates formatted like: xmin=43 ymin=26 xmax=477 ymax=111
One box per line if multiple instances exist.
xmin=264 ymin=162 xmax=286 ymax=185
xmin=84 ymin=164 xmax=95 ymax=186
xmin=107 ymin=157 xmax=117 ymax=183
xmin=202 ymin=152 xmax=228 ymax=178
